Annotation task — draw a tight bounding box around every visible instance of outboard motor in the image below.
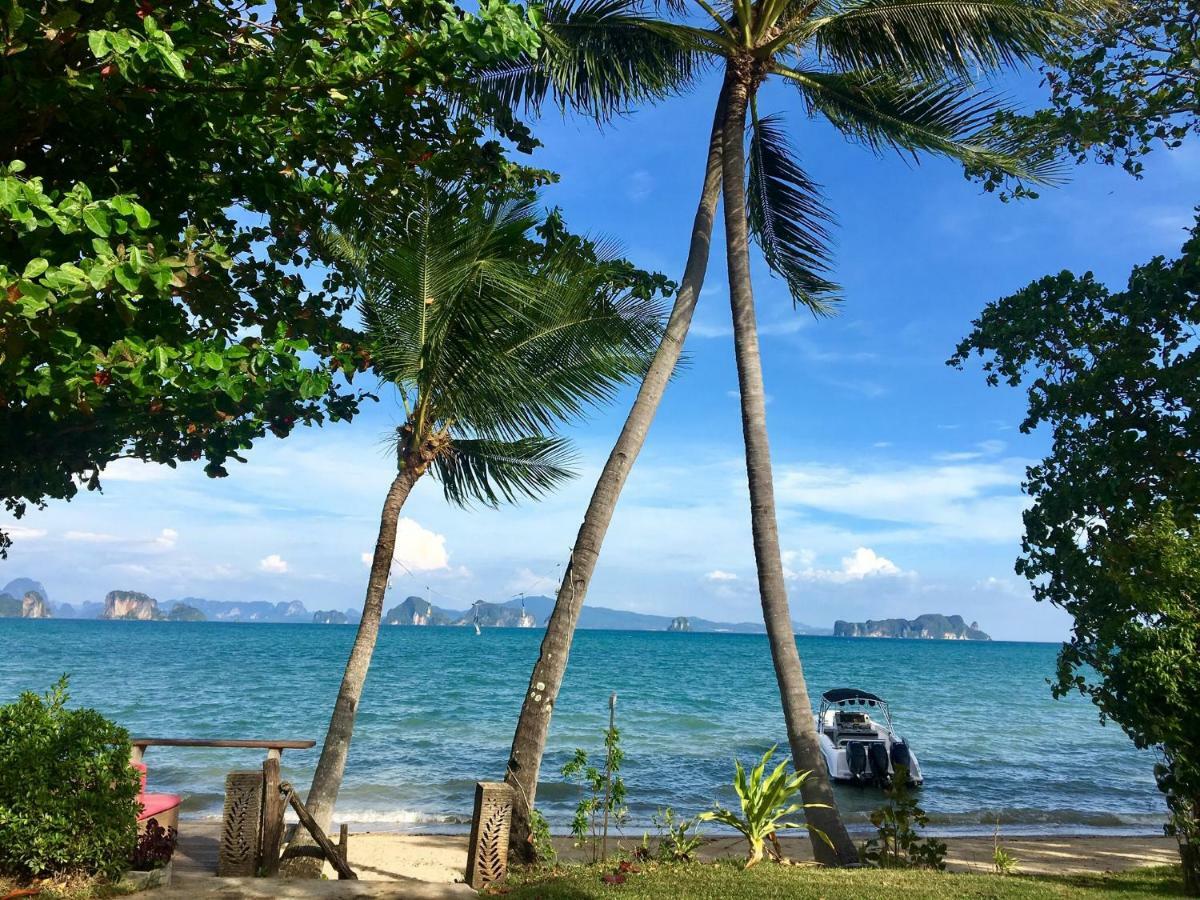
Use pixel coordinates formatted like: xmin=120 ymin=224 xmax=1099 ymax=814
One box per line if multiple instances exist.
xmin=890 ymin=739 xmax=911 ymax=771
xmin=847 ymin=741 xmax=868 ymax=782
xmin=867 ymin=741 xmax=891 ymax=786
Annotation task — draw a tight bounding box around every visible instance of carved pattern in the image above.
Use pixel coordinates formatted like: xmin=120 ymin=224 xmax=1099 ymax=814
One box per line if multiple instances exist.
xmin=218 ymin=771 xmax=263 ymax=876
xmin=466 ymin=782 xmax=514 ymax=889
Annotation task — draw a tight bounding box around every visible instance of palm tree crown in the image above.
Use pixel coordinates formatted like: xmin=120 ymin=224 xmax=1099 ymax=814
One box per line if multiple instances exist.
xmin=332 ymin=189 xmax=664 ymax=502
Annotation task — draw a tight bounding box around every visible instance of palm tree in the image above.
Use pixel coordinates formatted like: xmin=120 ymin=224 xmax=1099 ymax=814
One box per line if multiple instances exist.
xmin=494 ymin=0 xmax=1085 ymax=864
xmin=280 ymin=187 xmax=663 ymax=874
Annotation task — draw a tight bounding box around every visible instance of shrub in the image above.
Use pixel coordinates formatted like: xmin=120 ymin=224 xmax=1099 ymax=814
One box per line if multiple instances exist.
xmin=651 ymin=807 xmax=704 ymax=862
xmin=130 ymin=818 xmax=177 ymax=871
xmin=561 ymin=724 xmax=628 ymax=864
xmin=860 ymin=766 xmax=947 ymax=870
xmin=0 ymin=677 xmax=140 ymax=881
xmin=527 ymin=808 xmax=558 ymax=867
xmin=699 ymin=746 xmax=828 ymax=868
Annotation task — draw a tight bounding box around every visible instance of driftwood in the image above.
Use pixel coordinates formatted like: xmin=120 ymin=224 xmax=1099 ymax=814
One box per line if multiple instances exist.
xmin=279 ymin=782 xmax=357 ymax=880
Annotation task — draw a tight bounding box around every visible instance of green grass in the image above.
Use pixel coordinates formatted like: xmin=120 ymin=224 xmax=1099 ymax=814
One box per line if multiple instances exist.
xmin=501 ymin=861 xmax=1188 ymax=899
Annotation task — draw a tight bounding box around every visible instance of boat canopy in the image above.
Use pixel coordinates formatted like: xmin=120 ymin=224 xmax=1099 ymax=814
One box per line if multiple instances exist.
xmin=822 ymin=688 xmax=885 ymax=705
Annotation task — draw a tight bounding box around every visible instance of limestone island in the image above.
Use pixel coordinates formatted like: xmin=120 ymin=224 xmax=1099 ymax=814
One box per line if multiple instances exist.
xmin=833 ymin=613 xmax=990 ymax=640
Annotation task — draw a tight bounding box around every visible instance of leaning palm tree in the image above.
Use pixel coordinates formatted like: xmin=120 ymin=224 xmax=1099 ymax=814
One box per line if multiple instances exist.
xmin=280 ymin=187 xmax=663 ymax=874
xmin=494 ymin=0 xmax=1088 ymax=865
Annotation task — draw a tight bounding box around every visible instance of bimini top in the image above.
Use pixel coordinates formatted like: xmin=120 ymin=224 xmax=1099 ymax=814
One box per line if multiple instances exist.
xmin=822 ymin=688 xmax=886 ymax=705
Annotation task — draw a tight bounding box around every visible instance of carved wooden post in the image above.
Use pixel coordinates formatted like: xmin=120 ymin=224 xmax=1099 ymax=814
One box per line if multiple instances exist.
xmin=260 ymin=756 xmax=285 ymax=876
xmin=465 ymin=781 xmax=514 ymax=890
xmin=219 ymin=772 xmax=264 ymax=876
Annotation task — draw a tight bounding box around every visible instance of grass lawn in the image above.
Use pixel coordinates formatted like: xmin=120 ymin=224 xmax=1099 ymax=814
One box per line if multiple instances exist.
xmin=501 ymin=861 xmax=1189 ymax=899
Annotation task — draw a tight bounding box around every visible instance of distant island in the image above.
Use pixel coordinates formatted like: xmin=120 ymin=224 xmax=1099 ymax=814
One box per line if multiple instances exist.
xmin=0 ymin=575 xmax=834 ymax=635
xmin=834 ymin=613 xmax=990 ymax=641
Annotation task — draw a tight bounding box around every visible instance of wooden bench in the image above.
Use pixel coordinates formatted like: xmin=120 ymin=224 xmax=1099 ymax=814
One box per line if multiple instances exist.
xmin=129 ymin=738 xmax=316 ymax=876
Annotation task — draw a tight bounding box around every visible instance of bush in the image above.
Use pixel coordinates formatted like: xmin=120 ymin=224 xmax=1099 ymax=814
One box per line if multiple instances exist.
xmin=130 ymin=818 xmax=177 ymax=871
xmin=0 ymin=677 xmax=140 ymax=881
xmin=860 ymin=766 xmax=947 ymax=870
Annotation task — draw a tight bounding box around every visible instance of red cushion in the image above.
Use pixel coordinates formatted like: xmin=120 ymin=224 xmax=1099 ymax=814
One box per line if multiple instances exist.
xmin=131 ymin=761 xmax=148 ymax=792
xmin=138 ymin=792 xmax=181 ymax=821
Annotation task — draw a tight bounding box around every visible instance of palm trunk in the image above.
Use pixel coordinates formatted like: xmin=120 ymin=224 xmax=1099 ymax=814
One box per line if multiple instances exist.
xmin=504 ymin=81 xmax=730 ymax=862
xmin=281 ymin=460 xmax=422 ymax=877
xmin=720 ymin=69 xmax=858 ymax=868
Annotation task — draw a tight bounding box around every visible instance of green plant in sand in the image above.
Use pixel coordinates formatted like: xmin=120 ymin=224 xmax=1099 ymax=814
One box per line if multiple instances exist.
xmin=861 ymin=766 xmax=947 ymax=870
xmin=699 ymin=747 xmax=828 ymax=868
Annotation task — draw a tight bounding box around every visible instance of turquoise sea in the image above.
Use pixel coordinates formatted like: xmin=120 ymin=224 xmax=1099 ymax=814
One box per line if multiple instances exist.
xmin=0 ymin=620 xmax=1166 ymax=836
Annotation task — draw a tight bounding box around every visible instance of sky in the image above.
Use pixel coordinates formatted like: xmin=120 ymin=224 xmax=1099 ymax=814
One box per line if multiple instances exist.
xmin=3 ymin=67 xmax=1198 ymax=642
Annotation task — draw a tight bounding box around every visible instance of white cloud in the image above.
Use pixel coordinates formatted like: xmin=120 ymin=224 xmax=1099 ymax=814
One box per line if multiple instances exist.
xmin=259 ymin=554 xmax=289 ymax=574
xmin=99 ymin=459 xmax=170 ymax=482
xmin=774 ymin=458 xmax=1028 ymax=542
xmin=626 ymin=170 xmax=654 ymax=202
xmin=153 ymin=528 xmax=178 ymax=549
xmin=6 ymin=524 xmax=47 ymax=540
xmin=789 ymin=547 xmax=908 ymax=583
xmin=362 ymin=518 xmax=450 ymax=575
xmin=872 ymin=441 xmax=893 ymax=449
xmin=65 ymin=530 xmax=121 ymax=543
xmin=705 ymin=570 xmax=738 ymax=582
xmin=841 ymin=547 xmax=902 ymax=579
xmin=508 ymin=566 xmax=560 ymax=594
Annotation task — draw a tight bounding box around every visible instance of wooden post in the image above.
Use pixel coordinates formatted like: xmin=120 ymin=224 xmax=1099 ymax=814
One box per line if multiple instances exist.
xmin=465 ymin=781 xmax=514 ymax=890
xmin=338 ymin=824 xmax=349 ymax=869
xmin=279 ymin=783 xmax=357 ymax=880
xmin=260 ymin=757 xmax=285 ymax=876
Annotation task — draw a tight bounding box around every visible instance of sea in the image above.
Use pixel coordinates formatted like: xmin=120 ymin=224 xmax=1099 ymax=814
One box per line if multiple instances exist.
xmin=0 ymin=620 xmax=1167 ymax=837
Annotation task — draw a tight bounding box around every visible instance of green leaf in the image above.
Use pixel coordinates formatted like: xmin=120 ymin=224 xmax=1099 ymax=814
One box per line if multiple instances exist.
xmin=81 ymin=207 xmax=111 ymax=237
xmin=203 ymin=351 xmax=224 ymax=371
xmin=22 ymin=258 xmax=49 ymax=280
xmin=87 ymin=30 xmax=108 ymax=58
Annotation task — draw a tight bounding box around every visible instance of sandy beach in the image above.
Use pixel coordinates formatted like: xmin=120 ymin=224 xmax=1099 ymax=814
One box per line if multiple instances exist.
xmin=169 ymin=823 xmax=1178 ymax=886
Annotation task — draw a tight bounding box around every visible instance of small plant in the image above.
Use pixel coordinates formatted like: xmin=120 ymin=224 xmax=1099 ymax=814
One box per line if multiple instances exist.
xmin=130 ymin=818 xmax=177 ymax=871
xmin=527 ymin=808 xmax=558 ymax=867
xmin=562 ymin=716 xmax=627 ymax=863
xmin=0 ymin=677 xmax=140 ymax=881
xmin=860 ymin=766 xmax=947 ymax=870
xmin=699 ymin=746 xmax=828 ymax=868
xmin=652 ymin=807 xmax=704 ymax=862
xmin=992 ymin=818 xmax=1018 ymax=875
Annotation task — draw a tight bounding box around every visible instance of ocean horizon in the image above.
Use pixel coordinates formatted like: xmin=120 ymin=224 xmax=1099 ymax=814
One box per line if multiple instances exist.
xmin=0 ymin=619 xmax=1166 ymax=838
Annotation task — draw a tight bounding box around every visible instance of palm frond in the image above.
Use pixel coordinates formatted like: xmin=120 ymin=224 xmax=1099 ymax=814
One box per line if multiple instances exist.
xmin=784 ymin=0 xmax=1089 ymax=81
xmin=432 ymin=436 xmax=578 ymax=508
xmin=746 ymin=110 xmax=840 ymax=314
xmin=783 ymin=68 xmax=1066 ymax=181
xmin=480 ymin=0 xmax=703 ymax=120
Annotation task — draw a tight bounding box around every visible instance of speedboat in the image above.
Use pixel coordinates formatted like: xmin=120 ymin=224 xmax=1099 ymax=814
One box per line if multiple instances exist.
xmin=815 ymin=688 xmax=923 ymax=787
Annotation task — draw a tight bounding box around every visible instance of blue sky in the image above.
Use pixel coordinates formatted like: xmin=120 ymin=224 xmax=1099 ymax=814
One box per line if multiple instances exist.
xmin=4 ymin=66 xmax=1198 ymax=641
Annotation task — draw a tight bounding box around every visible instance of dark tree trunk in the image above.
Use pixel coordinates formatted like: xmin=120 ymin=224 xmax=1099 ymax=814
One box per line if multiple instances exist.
xmin=503 ymin=81 xmax=730 ymax=862
xmin=720 ymin=68 xmax=858 ymax=868
xmin=281 ymin=459 xmax=423 ymax=877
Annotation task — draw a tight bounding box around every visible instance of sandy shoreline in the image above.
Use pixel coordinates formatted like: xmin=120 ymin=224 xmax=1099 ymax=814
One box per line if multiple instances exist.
xmin=172 ymin=823 xmax=1179 ymax=885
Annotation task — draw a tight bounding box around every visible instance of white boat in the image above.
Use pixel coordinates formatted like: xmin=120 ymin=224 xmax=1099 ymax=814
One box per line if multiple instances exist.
xmin=815 ymin=688 xmax=923 ymax=787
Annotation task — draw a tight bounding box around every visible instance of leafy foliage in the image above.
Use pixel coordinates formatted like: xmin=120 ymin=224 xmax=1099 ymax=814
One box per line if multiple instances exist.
xmin=528 ymin=808 xmax=559 ymax=866
xmin=860 ymin=766 xmax=947 ymax=869
xmin=950 ymin=213 xmax=1200 ymax=886
xmin=699 ymin=747 xmax=828 ymax=868
xmin=0 ymin=0 xmax=544 ymax=554
xmin=0 ymin=677 xmax=140 ymax=881
xmin=972 ymin=0 xmax=1200 ymax=196
xmin=329 ymin=185 xmax=667 ymax=504
xmin=561 ymin=723 xmax=628 ymax=863
xmin=650 ymin=807 xmax=705 ymax=862
xmin=130 ymin=818 xmax=177 ymax=872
